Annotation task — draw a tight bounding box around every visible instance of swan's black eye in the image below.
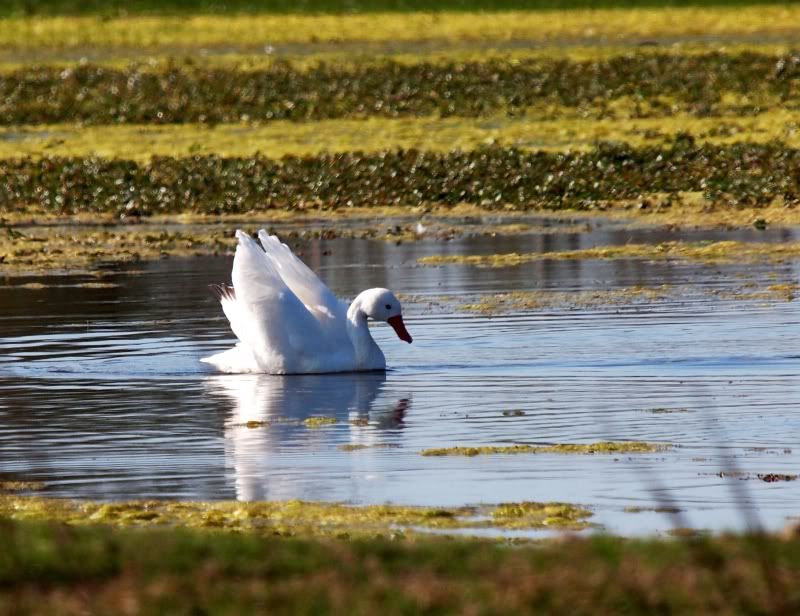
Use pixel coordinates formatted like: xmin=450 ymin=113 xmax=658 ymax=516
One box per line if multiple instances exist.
xmin=385 ymin=304 xmax=392 ymax=310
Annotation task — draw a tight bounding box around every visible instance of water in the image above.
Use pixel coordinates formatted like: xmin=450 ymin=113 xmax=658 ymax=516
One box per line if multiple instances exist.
xmin=2 ymin=225 xmax=800 ymax=536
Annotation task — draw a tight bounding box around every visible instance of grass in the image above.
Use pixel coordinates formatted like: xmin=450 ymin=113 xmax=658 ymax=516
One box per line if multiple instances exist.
xmin=2 ymin=518 xmax=800 ymax=614
xmin=2 ymin=6 xmax=800 ymax=50
xmin=8 ymin=105 xmax=800 ymax=160
xmin=4 ymin=0 xmax=798 ymax=17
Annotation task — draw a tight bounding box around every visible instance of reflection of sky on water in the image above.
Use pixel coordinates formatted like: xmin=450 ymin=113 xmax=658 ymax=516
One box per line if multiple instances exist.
xmin=1 ymin=225 xmax=799 ymax=535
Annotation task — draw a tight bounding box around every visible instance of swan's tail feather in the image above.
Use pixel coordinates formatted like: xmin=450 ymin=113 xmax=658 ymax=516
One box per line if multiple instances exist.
xmin=209 ymin=283 xmax=236 ymax=302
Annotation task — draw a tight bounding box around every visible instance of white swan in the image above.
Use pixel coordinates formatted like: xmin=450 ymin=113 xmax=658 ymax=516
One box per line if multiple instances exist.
xmin=202 ymin=230 xmax=412 ymax=374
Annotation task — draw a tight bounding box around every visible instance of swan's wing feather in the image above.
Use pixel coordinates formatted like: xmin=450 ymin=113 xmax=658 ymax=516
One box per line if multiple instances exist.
xmin=257 ymin=230 xmax=346 ymax=323
xmin=216 ymin=231 xmax=325 ymax=371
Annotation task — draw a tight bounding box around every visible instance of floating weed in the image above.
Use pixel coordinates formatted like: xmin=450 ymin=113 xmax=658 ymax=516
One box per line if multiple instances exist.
xmin=338 ymin=443 xmax=400 ymax=452
xmin=420 ymin=241 xmax=800 ymax=268
xmin=74 ymin=281 xmax=119 ymax=289
xmin=420 ymin=441 xmax=669 ymax=457
xmin=0 ymin=495 xmax=593 ymax=535
xmin=456 ymin=287 xmax=671 ymax=314
xmin=766 ymin=283 xmax=799 ymax=301
xmin=0 ymin=480 xmax=46 ymax=492
xmin=758 ymin=474 xmax=798 ymax=483
xmin=624 ymin=506 xmax=683 ymax=514
xmin=703 ymin=471 xmax=797 ymax=482
xmin=303 ymin=416 xmax=337 ymax=428
xmin=490 ymin=502 xmax=593 ymax=530
xmin=236 ymin=420 xmax=269 ymax=429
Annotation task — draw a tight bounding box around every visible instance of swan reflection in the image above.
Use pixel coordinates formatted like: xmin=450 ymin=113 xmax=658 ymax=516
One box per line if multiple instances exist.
xmin=206 ymin=372 xmax=410 ymax=501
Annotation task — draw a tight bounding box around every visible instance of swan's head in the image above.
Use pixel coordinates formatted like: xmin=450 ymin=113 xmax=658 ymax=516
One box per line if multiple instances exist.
xmin=361 ymin=288 xmax=413 ymax=344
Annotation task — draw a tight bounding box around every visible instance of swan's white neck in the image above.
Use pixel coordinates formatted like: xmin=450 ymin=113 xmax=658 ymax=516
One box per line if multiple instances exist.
xmin=346 ymin=292 xmax=383 ymax=369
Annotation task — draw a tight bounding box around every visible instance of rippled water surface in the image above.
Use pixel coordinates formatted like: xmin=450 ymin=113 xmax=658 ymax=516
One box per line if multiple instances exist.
xmin=2 ymin=225 xmax=800 ymax=536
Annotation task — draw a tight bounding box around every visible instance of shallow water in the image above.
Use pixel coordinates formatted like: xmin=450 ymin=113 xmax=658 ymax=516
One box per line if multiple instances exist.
xmin=2 ymin=226 xmax=800 ymax=536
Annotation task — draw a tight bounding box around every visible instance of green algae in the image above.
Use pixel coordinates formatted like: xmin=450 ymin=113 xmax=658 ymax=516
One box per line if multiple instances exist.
xmin=457 ymin=287 xmax=671 ymax=314
xmin=491 ymin=502 xmax=593 ymax=530
xmin=303 ymin=416 xmax=337 ymax=428
xmin=240 ymin=420 xmax=269 ymax=429
xmin=624 ymin=506 xmax=683 ymax=514
xmin=420 ymin=241 xmax=800 ymax=268
xmin=338 ymin=443 xmax=400 ymax=452
xmin=0 ymin=480 xmax=46 ymax=492
xmin=0 ymin=495 xmax=594 ymax=535
xmin=421 ymin=441 xmax=669 ymax=457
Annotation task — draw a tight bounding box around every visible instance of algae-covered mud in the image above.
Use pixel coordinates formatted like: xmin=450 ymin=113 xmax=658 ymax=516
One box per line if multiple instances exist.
xmin=0 ymin=495 xmax=593 ymax=536
xmin=419 ymin=240 xmax=800 ymax=267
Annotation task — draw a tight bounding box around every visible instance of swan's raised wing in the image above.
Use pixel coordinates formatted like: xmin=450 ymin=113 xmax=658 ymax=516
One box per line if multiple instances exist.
xmin=215 ymin=230 xmax=328 ymax=372
xmin=258 ymin=231 xmax=346 ymax=324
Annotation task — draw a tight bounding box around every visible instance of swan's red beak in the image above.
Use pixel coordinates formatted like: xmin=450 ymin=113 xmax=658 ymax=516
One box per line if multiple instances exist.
xmin=387 ymin=315 xmax=413 ymax=343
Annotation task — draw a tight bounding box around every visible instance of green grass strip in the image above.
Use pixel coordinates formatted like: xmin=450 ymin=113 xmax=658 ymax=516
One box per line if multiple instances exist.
xmin=2 ymin=518 xmax=800 ymax=613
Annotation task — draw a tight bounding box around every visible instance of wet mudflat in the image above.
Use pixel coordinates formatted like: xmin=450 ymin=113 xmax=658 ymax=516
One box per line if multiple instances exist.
xmin=1 ymin=224 xmax=799 ymax=536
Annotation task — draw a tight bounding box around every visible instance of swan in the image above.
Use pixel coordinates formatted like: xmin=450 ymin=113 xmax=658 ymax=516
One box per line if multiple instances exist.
xmin=202 ymin=230 xmax=413 ymax=374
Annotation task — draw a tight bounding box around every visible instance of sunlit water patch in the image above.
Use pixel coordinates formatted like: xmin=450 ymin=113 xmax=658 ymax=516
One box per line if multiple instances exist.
xmin=1 ymin=228 xmax=799 ymax=536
